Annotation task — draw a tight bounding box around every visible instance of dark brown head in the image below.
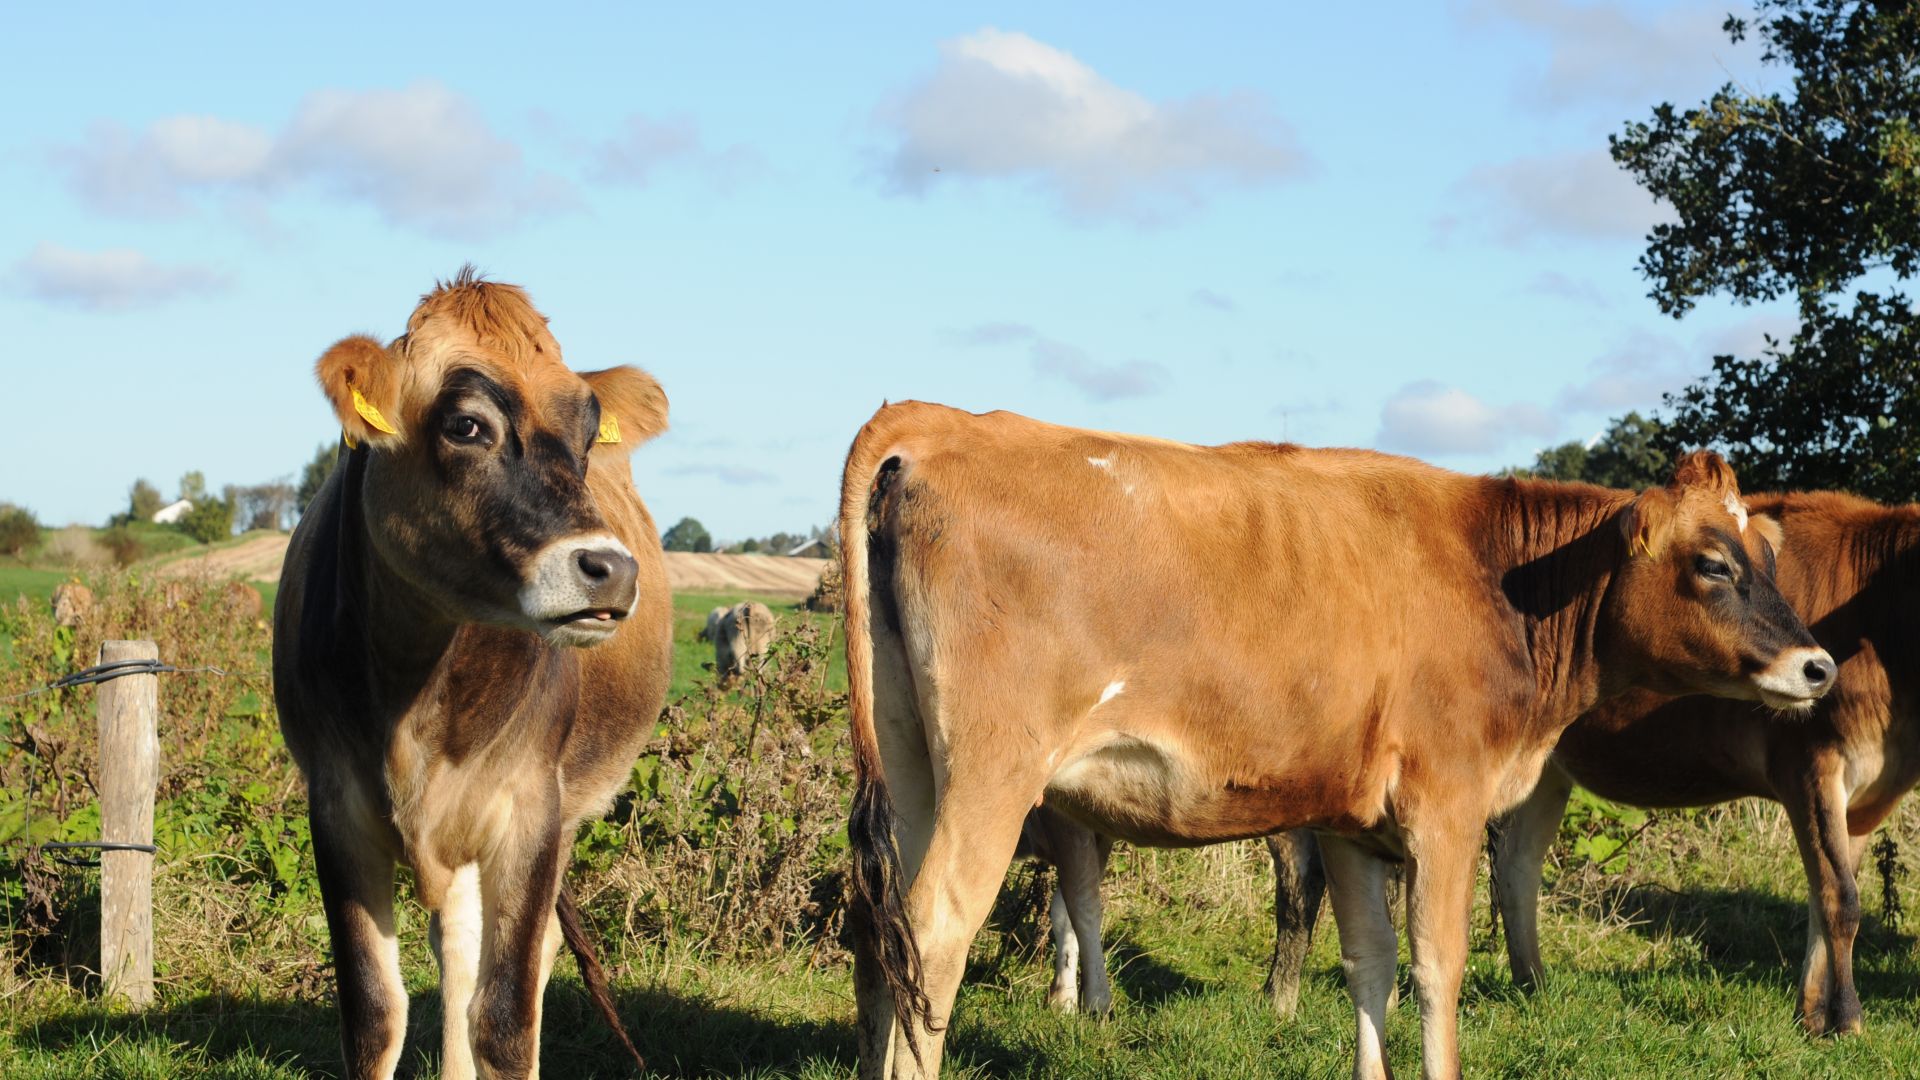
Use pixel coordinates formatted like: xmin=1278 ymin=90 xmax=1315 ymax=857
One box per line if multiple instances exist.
xmin=1600 ymin=450 xmax=1835 ymax=711
xmin=313 ymin=270 xmax=668 ymax=647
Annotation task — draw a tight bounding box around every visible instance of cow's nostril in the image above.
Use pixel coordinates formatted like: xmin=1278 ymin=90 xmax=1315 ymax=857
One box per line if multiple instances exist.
xmin=575 ymin=548 xmax=612 ymax=581
xmin=1804 ymin=658 xmax=1834 ymax=685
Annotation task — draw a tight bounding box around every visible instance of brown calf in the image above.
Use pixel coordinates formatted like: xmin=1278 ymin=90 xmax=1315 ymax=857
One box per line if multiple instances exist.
xmin=1488 ymin=489 xmax=1920 ymax=1036
xmin=838 ymin=402 xmax=1833 ymax=1079
xmin=273 ymin=271 xmax=672 ymax=1080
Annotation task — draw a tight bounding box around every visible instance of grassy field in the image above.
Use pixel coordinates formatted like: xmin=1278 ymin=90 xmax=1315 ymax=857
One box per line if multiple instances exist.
xmin=6 ymin=577 xmax=1920 ymax=1078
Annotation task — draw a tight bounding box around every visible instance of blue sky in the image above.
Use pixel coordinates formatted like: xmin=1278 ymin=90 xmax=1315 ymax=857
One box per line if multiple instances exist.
xmin=0 ymin=2 xmax=1794 ymax=541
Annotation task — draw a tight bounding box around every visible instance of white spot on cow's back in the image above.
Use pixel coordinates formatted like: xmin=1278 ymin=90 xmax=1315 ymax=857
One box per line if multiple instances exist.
xmin=1097 ymin=681 xmax=1125 ymax=706
xmin=1087 ymin=456 xmax=1111 ymax=469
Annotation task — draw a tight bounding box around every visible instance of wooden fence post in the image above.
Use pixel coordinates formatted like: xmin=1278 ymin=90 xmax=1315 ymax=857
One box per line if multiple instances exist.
xmin=98 ymin=639 xmax=158 ymax=1007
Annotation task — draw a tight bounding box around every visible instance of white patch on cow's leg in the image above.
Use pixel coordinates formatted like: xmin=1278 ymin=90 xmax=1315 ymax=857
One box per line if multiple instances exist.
xmin=1096 ymin=681 xmax=1125 ymax=707
xmin=527 ymin=910 xmax=564 ymax=1080
xmin=1046 ymin=886 xmax=1081 ymax=1012
xmin=431 ymin=863 xmax=483 ymax=1080
xmin=1321 ymin=836 xmax=1397 ymax=1080
xmin=1492 ymin=764 xmax=1571 ymax=991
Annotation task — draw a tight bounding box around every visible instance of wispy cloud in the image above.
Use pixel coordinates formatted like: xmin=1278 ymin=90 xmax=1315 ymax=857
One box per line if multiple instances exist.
xmin=1190 ymin=287 xmax=1237 ymax=312
xmin=1463 ymin=0 xmax=1758 ymax=112
xmin=589 ymin=113 xmax=766 ymax=192
xmin=13 ymin=243 xmax=226 ymax=310
xmin=1375 ymin=380 xmax=1555 ymax=455
xmin=1444 ymin=148 xmax=1672 ymax=245
xmin=54 ymin=81 xmax=574 ymax=238
xmin=667 ymin=463 xmax=779 ymax=486
xmin=878 ymin=27 xmax=1311 ymax=221
xmin=952 ymin=319 xmax=1165 ymax=401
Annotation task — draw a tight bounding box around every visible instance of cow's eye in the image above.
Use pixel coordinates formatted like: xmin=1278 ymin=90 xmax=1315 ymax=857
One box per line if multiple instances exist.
xmin=1694 ymin=555 xmax=1733 ymax=581
xmin=444 ymin=415 xmax=486 ymax=444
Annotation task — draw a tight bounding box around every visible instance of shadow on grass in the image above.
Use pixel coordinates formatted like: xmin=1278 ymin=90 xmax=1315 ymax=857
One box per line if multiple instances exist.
xmin=1582 ymin=882 xmax=1920 ymax=996
xmin=1106 ymin=935 xmax=1210 ymax=1008
xmin=19 ymin=994 xmax=341 ymax=1076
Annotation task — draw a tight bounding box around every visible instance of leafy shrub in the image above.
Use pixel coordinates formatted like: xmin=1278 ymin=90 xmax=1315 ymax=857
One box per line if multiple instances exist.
xmin=42 ymin=526 xmax=109 ymax=570
xmin=98 ymin=525 xmax=145 ymax=567
xmin=175 ymin=498 xmax=234 ymax=544
xmin=1558 ymin=786 xmax=1652 ymax=873
xmin=0 ymin=504 xmax=40 ymax=557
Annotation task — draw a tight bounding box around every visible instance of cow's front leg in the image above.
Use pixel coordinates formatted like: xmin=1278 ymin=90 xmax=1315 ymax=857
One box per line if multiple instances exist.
xmin=471 ymin=800 xmax=567 ymax=1080
xmin=311 ymin=792 xmax=406 ymax=1080
xmin=1778 ymin=751 xmax=1865 ymax=1036
xmin=1321 ymin=834 xmax=1398 ymax=1080
xmin=1404 ymin=816 xmax=1479 ymax=1080
xmin=1489 ymin=762 xmax=1572 ymax=991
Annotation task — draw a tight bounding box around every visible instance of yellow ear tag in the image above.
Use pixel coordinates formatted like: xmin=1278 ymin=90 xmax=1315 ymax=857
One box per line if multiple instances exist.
xmin=342 ymin=429 xmax=359 ymax=450
xmin=351 ymin=387 xmax=398 ymax=435
xmin=1632 ymin=535 xmax=1653 ymax=558
xmin=595 ymin=414 xmax=621 ymax=445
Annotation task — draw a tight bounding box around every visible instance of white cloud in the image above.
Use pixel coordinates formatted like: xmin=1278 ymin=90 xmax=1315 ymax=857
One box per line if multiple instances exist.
xmin=1375 ymin=381 xmax=1556 ymax=455
xmin=948 ymin=320 xmax=1037 ymax=347
xmin=13 ymin=243 xmax=226 ymax=310
xmin=1465 ymin=0 xmax=1758 ymax=111
xmin=1031 ymin=338 xmax=1165 ymax=401
xmin=1524 ymin=270 xmax=1611 ymax=307
xmin=1450 ymin=148 xmax=1673 ymax=244
xmin=54 ymin=82 xmax=572 ymax=238
xmin=589 ymin=114 xmax=764 ymax=192
xmin=879 ymin=28 xmax=1310 ymax=220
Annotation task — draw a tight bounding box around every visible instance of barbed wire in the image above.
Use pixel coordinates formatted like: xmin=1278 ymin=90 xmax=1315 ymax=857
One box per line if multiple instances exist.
xmin=1 ymin=658 xmax=262 ymax=703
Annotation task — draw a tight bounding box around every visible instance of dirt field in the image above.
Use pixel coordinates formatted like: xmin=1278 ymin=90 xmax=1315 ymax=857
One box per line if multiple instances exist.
xmin=150 ymin=534 xmax=830 ymax=597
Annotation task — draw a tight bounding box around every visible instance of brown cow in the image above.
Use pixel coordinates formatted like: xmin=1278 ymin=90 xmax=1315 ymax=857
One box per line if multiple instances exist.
xmin=837 ymin=402 xmax=1834 ymax=1080
xmin=273 ymin=270 xmax=672 ymax=1080
xmin=1487 ymin=489 xmax=1920 ymax=1037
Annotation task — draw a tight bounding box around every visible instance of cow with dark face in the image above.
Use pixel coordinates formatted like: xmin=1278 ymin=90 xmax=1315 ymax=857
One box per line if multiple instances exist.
xmin=273 ymin=270 xmax=672 ymax=1080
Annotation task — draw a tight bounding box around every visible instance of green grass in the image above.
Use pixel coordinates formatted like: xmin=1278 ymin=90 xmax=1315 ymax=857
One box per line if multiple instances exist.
xmin=0 ymin=566 xmax=67 ymax=607
xmin=9 ymin=806 xmax=1920 ymax=1078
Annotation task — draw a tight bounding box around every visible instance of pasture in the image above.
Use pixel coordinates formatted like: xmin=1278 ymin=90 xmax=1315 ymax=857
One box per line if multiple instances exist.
xmin=2 ymin=571 xmax=1919 ymax=1078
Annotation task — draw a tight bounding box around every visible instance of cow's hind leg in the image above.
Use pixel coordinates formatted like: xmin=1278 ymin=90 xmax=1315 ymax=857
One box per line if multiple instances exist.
xmin=1264 ymin=828 xmax=1326 ymax=1017
xmin=471 ymin=804 xmax=567 ymax=1079
xmin=1490 ymin=763 xmax=1572 ymax=992
xmin=889 ymin=762 xmax=1049 ymax=1076
xmin=311 ymin=796 xmax=406 ymax=1080
xmin=1321 ymin=835 xmax=1398 ymax=1080
xmin=1046 ymin=884 xmax=1081 ymax=1012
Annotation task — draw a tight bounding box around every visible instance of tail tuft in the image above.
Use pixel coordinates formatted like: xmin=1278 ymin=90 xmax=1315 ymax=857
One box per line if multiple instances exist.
xmin=556 ymin=887 xmax=646 ymax=1075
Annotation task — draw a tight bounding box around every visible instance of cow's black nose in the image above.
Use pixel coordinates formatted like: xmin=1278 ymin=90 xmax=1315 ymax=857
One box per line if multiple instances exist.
xmin=1803 ymin=656 xmax=1836 ymax=687
xmin=573 ymin=547 xmax=638 ymax=611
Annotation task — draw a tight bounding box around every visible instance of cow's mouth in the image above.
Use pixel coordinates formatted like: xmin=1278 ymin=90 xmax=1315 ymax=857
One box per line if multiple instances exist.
xmin=551 ymin=608 xmax=626 ymax=630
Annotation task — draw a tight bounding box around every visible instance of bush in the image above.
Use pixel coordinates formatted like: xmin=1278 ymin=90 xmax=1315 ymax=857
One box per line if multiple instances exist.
xmin=99 ymin=525 xmax=145 ymax=566
xmin=0 ymin=504 xmax=39 ymax=557
xmin=42 ymin=526 xmax=109 ymax=569
xmin=176 ymin=498 xmax=234 ymax=544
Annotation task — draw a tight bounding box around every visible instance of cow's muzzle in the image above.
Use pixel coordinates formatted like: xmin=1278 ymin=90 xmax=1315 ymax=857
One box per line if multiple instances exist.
xmin=520 ymin=534 xmax=639 ymax=645
xmin=1751 ymin=645 xmax=1838 ymax=712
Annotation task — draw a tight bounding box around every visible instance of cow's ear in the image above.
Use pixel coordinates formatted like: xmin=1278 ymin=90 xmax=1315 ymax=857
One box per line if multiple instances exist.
xmin=582 ymin=366 xmax=668 ymax=452
xmin=1750 ymin=513 xmax=1785 ymax=573
xmin=1621 ymin=485 xmax=1676 ymax=559
xmin=316 ymin=335 xmax=405 ymax=449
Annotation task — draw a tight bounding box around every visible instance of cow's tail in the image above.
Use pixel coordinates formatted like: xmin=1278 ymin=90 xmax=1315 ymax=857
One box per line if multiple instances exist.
xmin=556 ymin=886 xmax=646 ymax=1075
xmin=839 ymin=412 xmax=934 ymax=1052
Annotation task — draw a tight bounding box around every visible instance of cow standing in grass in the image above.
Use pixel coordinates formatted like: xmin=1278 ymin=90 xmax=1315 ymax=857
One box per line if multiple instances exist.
xmin=714 ymin=600 xmax=776 ymax=681
xmin=274 ymin=270 xmax=672 ymax=1080
xmin=837 ymin=402 xmax=1834 ymax=1080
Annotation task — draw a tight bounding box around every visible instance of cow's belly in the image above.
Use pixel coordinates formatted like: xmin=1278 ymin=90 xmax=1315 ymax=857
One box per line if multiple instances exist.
xmin=1043 ymin=729 xmax=1385 ymax=847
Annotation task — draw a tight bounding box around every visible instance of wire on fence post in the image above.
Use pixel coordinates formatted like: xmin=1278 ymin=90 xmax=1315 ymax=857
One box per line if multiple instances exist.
xmin=97 ymin=639 xmax=159 ymax=1007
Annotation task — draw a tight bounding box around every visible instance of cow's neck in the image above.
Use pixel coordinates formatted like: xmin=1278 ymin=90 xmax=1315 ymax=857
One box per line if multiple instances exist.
xmin=1483 ymin=479 xmax=1636 ymax=729
xmin=1848 ymin=502 xmax=1920 ymax=666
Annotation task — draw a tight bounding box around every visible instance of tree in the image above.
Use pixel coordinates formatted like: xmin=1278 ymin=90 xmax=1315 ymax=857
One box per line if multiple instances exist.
xmin=128 ymin=478 xmax=163 ymax=522
xmin=0 ymin=504 xmax=39 ymax=557
xmin=662 ymin=517 xmax=712 ymax=553
xmin=1613 ymin=0 xmax=1920 ymax=499
xmin=234 ymin=480 xmax=295 ymax=531
xmin=178 ymin=470 xmax=207 ymax=503
xmin=296 ymin=443 xmax=339 ymax=516
xmin=176 ymin=495 xmax=234 ymax=544
xmin=1520 ymin=413 xmax=1671 ymax=491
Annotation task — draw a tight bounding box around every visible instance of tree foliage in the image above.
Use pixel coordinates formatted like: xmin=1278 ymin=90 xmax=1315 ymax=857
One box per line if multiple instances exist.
xmin=1519 ymin=413 xmax=1672 ymax=491
xmin=295 ymin=443 xmax=338 ymax=516
xmin=1613 ymin=0 xmax=1920 ymax=499
xmin=128 ymin=479 xmax=163 ymax=522
xmin=178 ymin=470 xmax=208 ymax=504
xmin=662 ymin=517 xmax=712 ymax=553
xmin=176 ymin=496 xmax=235 ymax=544
xmin=0 ymin=504 xmax=40 ymax=557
